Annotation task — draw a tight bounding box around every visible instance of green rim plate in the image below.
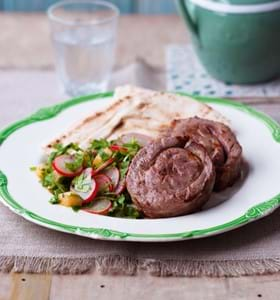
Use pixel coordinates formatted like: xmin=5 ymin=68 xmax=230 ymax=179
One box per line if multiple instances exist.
xmin=0 ymin=91 xmax=280 ymax=241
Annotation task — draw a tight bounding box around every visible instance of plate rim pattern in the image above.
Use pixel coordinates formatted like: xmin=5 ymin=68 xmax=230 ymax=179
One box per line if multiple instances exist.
xmin=0 ymin=92 xmax=280 ymax=241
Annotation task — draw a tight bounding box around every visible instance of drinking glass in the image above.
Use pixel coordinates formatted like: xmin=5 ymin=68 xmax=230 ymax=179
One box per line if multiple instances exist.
xmin=47 ymin=0 xmax=119 ymax=96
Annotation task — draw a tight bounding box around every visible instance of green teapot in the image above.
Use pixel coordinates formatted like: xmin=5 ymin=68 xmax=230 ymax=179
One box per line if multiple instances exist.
xmin=177 ymin=0 xmax=280 ymax=84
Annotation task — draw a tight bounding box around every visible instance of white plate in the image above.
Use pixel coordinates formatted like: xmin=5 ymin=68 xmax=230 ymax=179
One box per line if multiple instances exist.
xmin=0 ymin=92 xmax=280 ymax=242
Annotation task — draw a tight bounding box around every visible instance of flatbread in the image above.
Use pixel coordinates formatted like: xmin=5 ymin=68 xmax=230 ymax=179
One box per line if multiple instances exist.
xmin=45 ymin=85 xmax=228 ymax=151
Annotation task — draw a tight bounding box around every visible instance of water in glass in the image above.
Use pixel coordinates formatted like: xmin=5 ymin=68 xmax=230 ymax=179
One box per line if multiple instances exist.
xmin=48 ymin=1 xmax=119 ymax=96
xmin=53 ymin=27 xmax=115 ymax=96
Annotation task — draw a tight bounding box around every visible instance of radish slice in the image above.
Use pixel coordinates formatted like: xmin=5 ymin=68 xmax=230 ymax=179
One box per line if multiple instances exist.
xmin=114 ymin=177 xmax=126 ymax=195
xmin=70 ymin=168 xmax=98 ymax=204
xmin=102 ymin=167 xmax=120 ymax=189
xmin=82 ymin=197 xmax=112 ymax=215
xmin=92 ymin=157 xmax=114 ymax=175
xmin=94 ymin=174 xmax=113 ymax=193
xmin=117 ymin=133 xmax=152 ymax=147
xmin=52 ymin=154 xmax=83 ymax=177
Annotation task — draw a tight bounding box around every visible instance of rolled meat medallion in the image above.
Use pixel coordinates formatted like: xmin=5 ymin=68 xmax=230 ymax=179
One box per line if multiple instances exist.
xmin=126 ymin=136 xmax=215 ymax=218
xmin=164 ymin=117 xmax=242 ymax=191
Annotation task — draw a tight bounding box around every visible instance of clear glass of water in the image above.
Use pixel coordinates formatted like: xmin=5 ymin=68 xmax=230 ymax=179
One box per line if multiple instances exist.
xmin=47 ymin=0 xmax=119 ymax=96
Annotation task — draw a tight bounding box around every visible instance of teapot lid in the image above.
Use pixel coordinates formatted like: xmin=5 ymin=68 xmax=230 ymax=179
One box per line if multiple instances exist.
xmin=189 ymin=0 xmax=280 ymax=13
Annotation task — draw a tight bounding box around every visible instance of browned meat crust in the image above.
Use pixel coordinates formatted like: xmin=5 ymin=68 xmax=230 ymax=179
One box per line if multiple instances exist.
xmin=126 ymin=136 xmax=215 ymax=218
xmin=163 ymin=117 xmax=242 ymax=191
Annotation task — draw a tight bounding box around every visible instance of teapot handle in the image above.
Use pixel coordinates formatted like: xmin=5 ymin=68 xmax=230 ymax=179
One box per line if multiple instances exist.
xmin=176 ymin=0 xmax=198 ymax=35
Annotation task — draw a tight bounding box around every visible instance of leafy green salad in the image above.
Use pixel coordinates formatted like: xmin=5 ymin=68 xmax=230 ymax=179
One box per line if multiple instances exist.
xmin=32 ymin=138 xmax=142 ymax=218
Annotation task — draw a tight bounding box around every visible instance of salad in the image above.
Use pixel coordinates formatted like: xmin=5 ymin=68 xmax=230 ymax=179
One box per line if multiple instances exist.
xmin=32 ymin=138 xmax=142 ymax=218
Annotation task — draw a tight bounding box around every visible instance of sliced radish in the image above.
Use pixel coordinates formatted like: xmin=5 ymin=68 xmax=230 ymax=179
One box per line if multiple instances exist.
xmin=70 ymin=168 xmax=98 ymax=204
xmin=102 ymin=167 xmax=120 ymax=189
xmin=82 ymin=197 xmax=112 ymax=215
xmin=117 ymin=133 xmax=152 ymax=147
xmin=92 ymin=157 xmax=114 ymax=175
xmin=52 ymin=154 xmax=83 ymax=177
xmin=110 ymin=144 xmax=128 ymax=153
xmin=114 ymin=177 xmax=126 ymax=195
xmin=94 ymin=174 xmax=113 ymax=193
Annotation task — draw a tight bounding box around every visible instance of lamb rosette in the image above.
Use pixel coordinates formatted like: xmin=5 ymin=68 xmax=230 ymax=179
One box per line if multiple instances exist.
xmin=164 ymin=117 xmax=242 ymax=191
xmin=126 ymin=136 xmax=215 ymax=218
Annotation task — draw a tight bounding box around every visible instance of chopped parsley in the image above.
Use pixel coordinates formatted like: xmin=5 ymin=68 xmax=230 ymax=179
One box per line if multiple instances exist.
xmin=90 ymin=139 xmax=111 ymax=150
xmin=72 ymin=172 xmax=91 ymax=193
xmin=119 ymin=160 xmax=130 ymax=179
xmin=99 ymin=150 xmax=111 ymax=161
xmin=109 ymin=193 xmax=141 ymax=219
xmin=65 ymin=152 xmax=83 ymax=172
xmin=49 ymin=194 xmax=59 ymax=204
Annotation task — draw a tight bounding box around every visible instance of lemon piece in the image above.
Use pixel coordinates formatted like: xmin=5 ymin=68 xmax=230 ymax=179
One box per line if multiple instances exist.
xmin=92 ymin=154 xmax=103 ymax=168
xmin=36 ymin=165 xmax=45 ymax=180
xmin=58 ymin=192 xmax=83 ymax=207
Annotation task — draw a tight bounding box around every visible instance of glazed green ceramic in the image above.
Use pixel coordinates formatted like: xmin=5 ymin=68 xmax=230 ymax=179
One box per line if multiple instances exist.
xmin=177 ymin=0 xmax=280 ymax=84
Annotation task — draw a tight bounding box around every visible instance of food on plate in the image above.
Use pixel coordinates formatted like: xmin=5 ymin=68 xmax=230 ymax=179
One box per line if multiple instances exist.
xmin=34 ymin=138 xmax=143 ymax=218
xmin=58 ymin=192 xmax=83 ymax=207
xmin=45 ymin=85 xmax=228 ymax=152
xmin=117 ymin=132 xmax=152 ymax=147
xmin=126 ymin=136 xmax=215 ymax=218
xmin=163 ymin=117 xmax=242 ymax=191
xmin=35 ymin=85 xmax=243 ymax=219
xmin=83 ymin=197 xmax=112 ymax=215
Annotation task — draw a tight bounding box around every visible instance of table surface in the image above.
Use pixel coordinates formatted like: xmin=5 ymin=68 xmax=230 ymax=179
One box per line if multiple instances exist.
xmin=0 ymin=13 xmax=187 ymax=69
xmin=1 ymin=13 xmax=280 ymax=300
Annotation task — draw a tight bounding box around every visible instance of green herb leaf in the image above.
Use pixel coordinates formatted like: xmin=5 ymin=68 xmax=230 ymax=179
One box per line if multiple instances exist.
xmin=49 ymin=194 xmax=59 ymax=204
xmin=72 ymin=206 xmax=81 ymax=212
xmin=99 ymin=150 xmax=111 ymax=161
xmin=65 ymin=152 xmax=84 ymax=172
xmin=53 ymin=143 xmax=64 ymax=151
xmin=109 ymin=193 xmax=142 ymax=219
xmin=90 ymin=139 xmax=111 ymax=150
xmin=72 ymin=172 xmax=91 ymax=193
xmin=119 ymin=160 xmax=130 ymax=179
xmin=117 ymin=194 xmax=126 ymax=205
xmin=83 ymin=151 xmax=93 ymax=168
xmin=47 ymin=143 xmax=81 ymax=165
xmin=42 ymin=172 xmax=56 ymax=188
xmin=123 ymin=139 xmax=141 ymax=157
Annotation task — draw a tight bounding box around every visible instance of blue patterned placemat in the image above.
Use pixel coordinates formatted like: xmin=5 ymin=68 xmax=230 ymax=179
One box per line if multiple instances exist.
xmin=166 ymin=45 xmax=280 ymax=97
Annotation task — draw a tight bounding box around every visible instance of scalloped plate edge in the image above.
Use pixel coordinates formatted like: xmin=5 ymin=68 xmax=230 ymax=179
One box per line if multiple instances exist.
xmin=0 ymin=92 xmax=280 ymax=242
